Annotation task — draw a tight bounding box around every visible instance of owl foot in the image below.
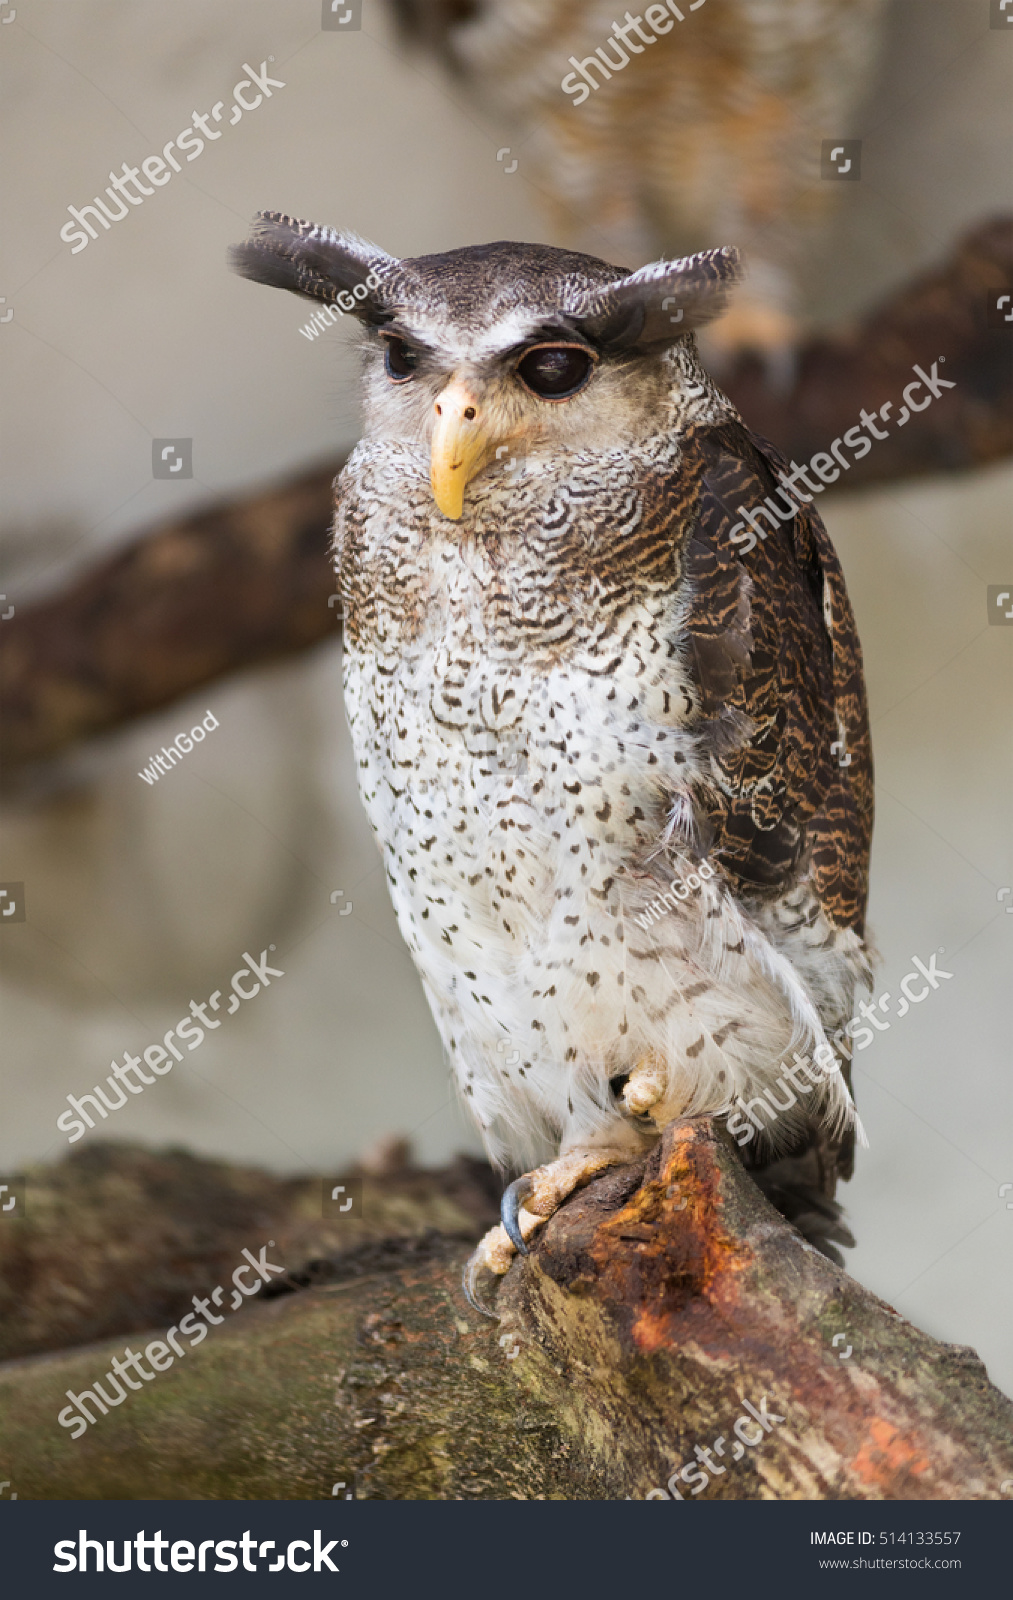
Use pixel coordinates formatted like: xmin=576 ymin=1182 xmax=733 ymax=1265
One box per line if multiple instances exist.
xmin=620 ymin=1054 xmax=668 ymax=1119
xmin=461 ymin=1147 xmax=634 ymax=1317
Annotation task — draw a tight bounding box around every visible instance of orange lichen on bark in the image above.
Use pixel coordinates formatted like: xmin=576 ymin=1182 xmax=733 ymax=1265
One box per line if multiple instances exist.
xmin=851 ymin=1416 xmax=932 ymax=1489
xmin=588 ymin=1121 xmax=752 ymax=1352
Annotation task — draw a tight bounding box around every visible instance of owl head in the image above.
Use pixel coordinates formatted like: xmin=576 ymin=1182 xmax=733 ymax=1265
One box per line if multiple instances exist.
xmin=230 ymin=213 xmax=741 ymax=519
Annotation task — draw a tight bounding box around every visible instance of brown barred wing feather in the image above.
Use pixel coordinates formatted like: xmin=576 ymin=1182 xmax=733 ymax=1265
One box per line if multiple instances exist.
xmin=681 ymin=420 xmax=872 ymax=937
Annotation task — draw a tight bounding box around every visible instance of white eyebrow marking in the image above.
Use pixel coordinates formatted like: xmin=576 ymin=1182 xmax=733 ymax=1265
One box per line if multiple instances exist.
xmin=396 ymin=307 xmax=563 ymax=365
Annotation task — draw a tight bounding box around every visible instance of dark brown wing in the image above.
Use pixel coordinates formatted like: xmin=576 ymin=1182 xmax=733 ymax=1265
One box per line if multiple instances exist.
xmin=672 ymin=416 xmax=872 ymax=1227
xmin=679 ymin=417 xmax=873 ymax=938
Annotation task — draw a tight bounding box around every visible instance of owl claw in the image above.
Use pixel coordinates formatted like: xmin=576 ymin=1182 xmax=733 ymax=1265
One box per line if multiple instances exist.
xmin=462 ymin=1220 xmax=521 ymax=1315
xmin=501 ymin=1175 xmax=534 ymax=1255
xmin=462 ymin=1249 xmax=500 ymax=1320
xmin=462 ymin=1149 xmax=639 ymax=1317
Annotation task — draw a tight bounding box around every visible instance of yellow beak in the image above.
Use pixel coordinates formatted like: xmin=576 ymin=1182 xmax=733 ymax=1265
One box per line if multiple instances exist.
xmin=429 ymin=376 xmax=498 ymax=520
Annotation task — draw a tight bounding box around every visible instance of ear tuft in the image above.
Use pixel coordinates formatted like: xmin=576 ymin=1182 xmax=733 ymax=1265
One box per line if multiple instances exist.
xmin=229 ymin=212 xmax=397 ymax=323
xmin=571 ymin=246 xmax=743 ymax=352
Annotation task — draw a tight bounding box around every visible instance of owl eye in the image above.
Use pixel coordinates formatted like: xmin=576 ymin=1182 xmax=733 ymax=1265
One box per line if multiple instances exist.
xmin=384 ymin=339 xmax=419 ymax=382
xmin=516 ymin=344 xmax=594 ymax=400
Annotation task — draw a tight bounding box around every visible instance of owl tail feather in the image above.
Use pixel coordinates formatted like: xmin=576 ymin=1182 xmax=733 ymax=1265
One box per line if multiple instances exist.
xmin=750 ymin=1157 xmax=857 ymax=1267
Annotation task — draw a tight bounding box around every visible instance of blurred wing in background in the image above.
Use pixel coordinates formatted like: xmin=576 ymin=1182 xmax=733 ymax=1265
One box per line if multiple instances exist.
xmin=391 ymin=0 xmax=889 ymax=370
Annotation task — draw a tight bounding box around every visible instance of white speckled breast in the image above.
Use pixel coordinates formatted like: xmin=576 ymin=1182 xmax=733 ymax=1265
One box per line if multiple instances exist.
xmin=336 ymin=433 xmax=862 ymax=1169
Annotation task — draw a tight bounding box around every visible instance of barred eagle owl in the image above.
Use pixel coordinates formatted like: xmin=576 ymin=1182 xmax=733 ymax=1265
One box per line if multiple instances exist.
xmin=231 ymin=214 xmax=873 ymax=1309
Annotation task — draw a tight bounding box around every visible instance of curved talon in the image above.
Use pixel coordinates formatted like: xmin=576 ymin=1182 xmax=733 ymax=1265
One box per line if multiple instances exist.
xmin=462 ymin=1249 xmax=500 ymax=1320
xmin=501 ymin=1175 xmax=534 ymax=1255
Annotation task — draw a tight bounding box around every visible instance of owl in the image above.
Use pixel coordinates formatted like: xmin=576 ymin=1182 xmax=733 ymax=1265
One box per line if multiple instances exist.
xmin=391 ymin=0 xmax=889 ymax=368
xmin=230 ymin=214 xmax=873 ymax=1311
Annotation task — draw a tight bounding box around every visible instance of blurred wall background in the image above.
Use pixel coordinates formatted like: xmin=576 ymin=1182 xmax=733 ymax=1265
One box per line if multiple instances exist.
xmin=0 ymin=1 xmax=1010 ymax=1395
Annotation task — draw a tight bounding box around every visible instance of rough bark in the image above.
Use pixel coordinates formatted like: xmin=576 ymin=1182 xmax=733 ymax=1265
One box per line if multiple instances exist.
xmin=1 ymin=217 xmax=1010 ymax=777
xmin=0 ymin=1138 xmax=498 ymax=1366
xmin=1 ymin=1124 xmax=1010 ymax=1501
xmin=495 ymin=1118 xmax=1013 ymax=1501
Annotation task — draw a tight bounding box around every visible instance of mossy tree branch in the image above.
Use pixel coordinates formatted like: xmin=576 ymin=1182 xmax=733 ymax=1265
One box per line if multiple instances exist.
xmin=2 ymin=1125 xmax=1010 ymax=1500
